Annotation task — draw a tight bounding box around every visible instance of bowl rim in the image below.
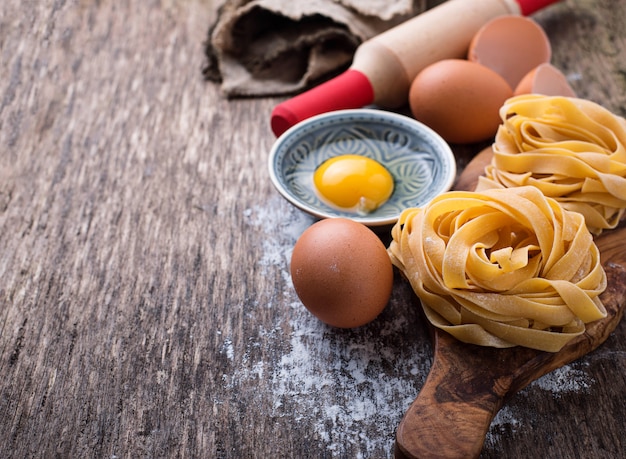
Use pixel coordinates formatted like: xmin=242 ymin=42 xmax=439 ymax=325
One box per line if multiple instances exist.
xmin=268 ymin=108 xmax=456 ymax=226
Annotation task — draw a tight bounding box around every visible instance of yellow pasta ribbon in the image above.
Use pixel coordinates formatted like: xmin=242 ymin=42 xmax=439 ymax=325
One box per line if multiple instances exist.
xmin=477 ymin=95 xmax=626 ymax=235
xmin=388 ymin=186 xmax=607 ymax=352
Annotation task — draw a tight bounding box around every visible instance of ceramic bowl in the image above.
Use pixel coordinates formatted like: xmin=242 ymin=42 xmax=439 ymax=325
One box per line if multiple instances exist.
xmin=268 ymin=109 xmax=456 ymax=227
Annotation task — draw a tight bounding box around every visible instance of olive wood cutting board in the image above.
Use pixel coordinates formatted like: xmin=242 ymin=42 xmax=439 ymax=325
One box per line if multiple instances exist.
xmin=394 ymin=148 xmax=626 ymax=459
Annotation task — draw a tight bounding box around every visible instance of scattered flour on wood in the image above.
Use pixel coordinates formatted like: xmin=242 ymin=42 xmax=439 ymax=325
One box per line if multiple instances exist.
xmin=485 ymin=363 xmax=594 ymax=446
xmin=486 ymin=405 xmax=521 ymax=440
xmin=530 ymin=363 xmax=593 ymax=396
xmin=232 ymin=197 xmax=430 ymax=458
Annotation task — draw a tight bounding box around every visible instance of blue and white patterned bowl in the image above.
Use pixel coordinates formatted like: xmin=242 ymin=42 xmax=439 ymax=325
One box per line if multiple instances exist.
xmin=268 ymin=109 xmax=456 ymax=227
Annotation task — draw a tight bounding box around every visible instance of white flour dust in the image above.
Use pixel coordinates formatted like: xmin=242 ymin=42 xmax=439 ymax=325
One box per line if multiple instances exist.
xmin=487 ymin=405 xmax=521 ymax=436
xmin=230 ymin=197 xmax=429 ymax=457
xmin=243 ymin=196 xmax=312 ymax=284
xmin=530 ymin=363 xmax=593 ymax=396
xmin=485 ymin=363 xmax=594 ymax=446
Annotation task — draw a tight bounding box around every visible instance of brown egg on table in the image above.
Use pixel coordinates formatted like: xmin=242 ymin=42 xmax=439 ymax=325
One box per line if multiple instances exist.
xmin=409 ymin=59 xmax=513 ymax=144
xmin=290 ymin=218 xmax=393 ymax=328
xmin=468 ymin=15 xmax=551 ymax=90
xmin=514 ymin=62 xmax=577 ymax=96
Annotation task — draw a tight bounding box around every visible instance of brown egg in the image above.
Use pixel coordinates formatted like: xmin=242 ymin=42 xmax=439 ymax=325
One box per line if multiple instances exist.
xmin=468 ymin=15 xmax=551 ymax=90
xmin=409 ymin=59 xmax=513 ymax=144
xmin=514 ymin=63 xmax=577 ymax=97
xmin=290 ymin=218 xmax=393 ymax=328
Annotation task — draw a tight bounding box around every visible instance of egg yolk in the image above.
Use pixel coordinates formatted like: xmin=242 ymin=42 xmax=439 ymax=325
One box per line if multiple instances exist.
xmin=313 ymin=155 xmax=394 ymax=215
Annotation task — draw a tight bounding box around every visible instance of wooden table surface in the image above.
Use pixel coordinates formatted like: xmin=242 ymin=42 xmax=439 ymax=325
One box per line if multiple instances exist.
xmin=1 ymin=0 xmax=625 ymax=457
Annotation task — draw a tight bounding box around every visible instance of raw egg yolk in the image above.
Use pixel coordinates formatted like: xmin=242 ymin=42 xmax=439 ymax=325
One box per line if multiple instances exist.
xmin=313 ymin=155 xmax=394 ymax=214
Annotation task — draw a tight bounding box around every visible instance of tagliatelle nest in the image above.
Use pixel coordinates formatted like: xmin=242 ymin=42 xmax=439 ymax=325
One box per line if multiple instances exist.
xmin=388 ymin=186 xmax=607 ymax=352
xmin=477 ymin=95 xmax=626 ymax=235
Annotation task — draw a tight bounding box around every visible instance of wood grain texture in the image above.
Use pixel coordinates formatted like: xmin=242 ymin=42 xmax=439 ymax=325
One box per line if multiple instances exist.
xmin=0 ymin=0 xmax=625 ymax=458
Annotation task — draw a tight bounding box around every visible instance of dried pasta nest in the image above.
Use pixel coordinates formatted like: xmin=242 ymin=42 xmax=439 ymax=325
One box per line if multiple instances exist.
xmin=478 ymin=95 xmax=626 ymax=235
xmin=388 ymin=186 xmax=607 ymax=352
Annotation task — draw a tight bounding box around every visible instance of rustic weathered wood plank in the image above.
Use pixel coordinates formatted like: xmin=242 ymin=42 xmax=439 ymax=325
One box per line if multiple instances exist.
xmin=0 ymin=1 xmax=625 ymax=458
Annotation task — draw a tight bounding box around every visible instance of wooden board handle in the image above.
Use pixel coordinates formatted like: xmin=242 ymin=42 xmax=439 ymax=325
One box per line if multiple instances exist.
xmin=395 ymin=146 xmax=626 ymax=458
xmin=395 ymin=331 xmax=506 ymax=459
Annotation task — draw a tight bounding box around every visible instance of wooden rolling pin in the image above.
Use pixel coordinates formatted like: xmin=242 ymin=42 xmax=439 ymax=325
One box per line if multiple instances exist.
xmin=270 ymin=0 xmax=562 ymax=136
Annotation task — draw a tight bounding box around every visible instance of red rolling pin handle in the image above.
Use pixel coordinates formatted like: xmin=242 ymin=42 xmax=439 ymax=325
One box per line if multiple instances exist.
xmin=270 ymin=70 xmax=374 ymax=137
xmin=517 ymin=0 xmax=560 ymax=15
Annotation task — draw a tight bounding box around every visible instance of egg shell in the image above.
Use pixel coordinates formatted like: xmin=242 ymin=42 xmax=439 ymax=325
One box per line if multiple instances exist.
xmin=468 ymin=15 xmax=551 ymax=90
xmin=514 ymin=63 xmax=577 ymax=97
xmin=409 ymin=59 xmax=513 ymax=144
xmin=290 ymin=218 xmax=393 ymax=328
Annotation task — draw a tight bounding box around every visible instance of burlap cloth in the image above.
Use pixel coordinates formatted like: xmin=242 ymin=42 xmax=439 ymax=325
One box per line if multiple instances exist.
xmin=203 ymin=0 xmax=427 ymax=97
